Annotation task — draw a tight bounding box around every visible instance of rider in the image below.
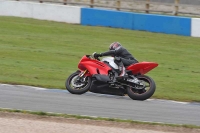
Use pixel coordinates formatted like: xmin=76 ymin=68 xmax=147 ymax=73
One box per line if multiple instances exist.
xmin=94 ymin=42 xmax=138 ymax=82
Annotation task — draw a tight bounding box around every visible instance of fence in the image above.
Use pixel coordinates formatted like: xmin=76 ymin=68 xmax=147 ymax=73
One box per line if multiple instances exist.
xmin=1 ymin=1 xmax=200 ymax=37
xmin=14 ymin=0 xmax=200 ymax=16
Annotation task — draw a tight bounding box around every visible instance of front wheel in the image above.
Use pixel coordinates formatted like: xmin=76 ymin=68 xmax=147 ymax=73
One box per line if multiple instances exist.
xmin=65 ymin=71 xmax=91 ymax=94
xmin=127 ymin=75 xmax=156 ymax=100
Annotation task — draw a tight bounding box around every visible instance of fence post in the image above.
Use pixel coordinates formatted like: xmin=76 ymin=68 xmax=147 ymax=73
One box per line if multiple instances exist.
xmin=116 ymin=0 xmax=121 ymax=11
xmin=146 ymin=0 xmax=150 ymax=13
xmin=90 ymin=0 xmax=94 ymax=8
xmin=173 ymin=0 xmax=179 ymax=15
xmin=63 ymin=0 xmax=67 ymax=5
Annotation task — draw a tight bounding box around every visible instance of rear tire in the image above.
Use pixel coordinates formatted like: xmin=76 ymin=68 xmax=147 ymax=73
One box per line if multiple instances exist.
xmin=65 ymin=71 xmax=91 ymax=94
xmin=127 ymin=75 xmax=156 ymax=100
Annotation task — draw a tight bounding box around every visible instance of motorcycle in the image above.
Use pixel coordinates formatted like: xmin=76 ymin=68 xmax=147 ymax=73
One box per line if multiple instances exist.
xmin=65 ymin=53 xmax=158 ymax=100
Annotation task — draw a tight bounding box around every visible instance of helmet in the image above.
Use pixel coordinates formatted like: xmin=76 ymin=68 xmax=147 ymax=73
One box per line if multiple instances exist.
xmin=109 ymin=42 xmax=122 ymax=50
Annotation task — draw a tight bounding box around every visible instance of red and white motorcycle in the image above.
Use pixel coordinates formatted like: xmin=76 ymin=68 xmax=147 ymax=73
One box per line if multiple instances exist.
xmin=66 ymin=53 xmax=158 ymax=100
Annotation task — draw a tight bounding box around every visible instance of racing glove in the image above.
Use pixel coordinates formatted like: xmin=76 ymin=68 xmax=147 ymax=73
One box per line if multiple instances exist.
xmin=94 ymin=53 xmax=102 ymax=58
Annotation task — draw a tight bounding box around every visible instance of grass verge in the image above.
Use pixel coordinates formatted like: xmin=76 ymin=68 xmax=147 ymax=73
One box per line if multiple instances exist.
xmin=0 ymin=108 xmax=199 ymax=129
xmin=0 ymin=16 xmax=200 ymax=102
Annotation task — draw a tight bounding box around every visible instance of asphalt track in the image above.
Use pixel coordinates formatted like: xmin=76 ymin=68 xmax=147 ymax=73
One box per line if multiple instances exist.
xmin=0 ymin=84 xmax=200 ymax=126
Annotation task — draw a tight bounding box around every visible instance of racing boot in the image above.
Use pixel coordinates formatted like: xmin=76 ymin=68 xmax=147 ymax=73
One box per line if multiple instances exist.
xmin=115 ymin=62 xmax=127 ymax=81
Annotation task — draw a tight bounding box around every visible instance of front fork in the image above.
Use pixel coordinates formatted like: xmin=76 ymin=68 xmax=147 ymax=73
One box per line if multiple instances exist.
xmin=79 ymin=70 xmax=88 ymax=77
xmin=77 ymin=70 xmax=88 ymax=83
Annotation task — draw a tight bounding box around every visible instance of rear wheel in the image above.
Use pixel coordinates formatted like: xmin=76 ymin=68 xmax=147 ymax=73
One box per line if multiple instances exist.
xmin=127 ymin=75 xmax=156 ymax=100
xmin=65 ymin=71 xmax=91 ymax=94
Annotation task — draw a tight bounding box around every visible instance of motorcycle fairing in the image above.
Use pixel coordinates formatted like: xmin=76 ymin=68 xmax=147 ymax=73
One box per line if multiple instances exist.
xmin=89 ymin=80 xmax=125 ymax=96
xmin=92 ymin=74 xmax=111 ymax=83
xmin=101 ymin=57 xmax=119 ymax=69
xmin=78 ymin=55 xmax=111 ymax=75
xmin=127 ymin=62 xmax=158 ymax=75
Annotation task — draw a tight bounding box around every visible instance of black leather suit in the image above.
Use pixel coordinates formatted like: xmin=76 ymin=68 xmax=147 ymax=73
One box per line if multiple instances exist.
xmin=101 ymin=46 xmax=138 ymax=67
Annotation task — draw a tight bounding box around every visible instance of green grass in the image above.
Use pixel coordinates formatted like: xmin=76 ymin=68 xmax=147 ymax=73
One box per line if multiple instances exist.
xmin=0 ymin=16 xmax=200 ymax=102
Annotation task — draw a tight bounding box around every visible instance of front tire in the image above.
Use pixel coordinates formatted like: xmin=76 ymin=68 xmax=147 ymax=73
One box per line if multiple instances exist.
xmin=127 ymin=75 xmax=156 ymax=100
xmin=65 ymin=71 xmax=91 ymax=94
